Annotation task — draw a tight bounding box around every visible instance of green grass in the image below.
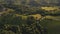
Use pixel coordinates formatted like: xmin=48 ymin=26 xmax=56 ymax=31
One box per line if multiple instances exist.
xmin=41 ymin=18 xmax=60 ymax=34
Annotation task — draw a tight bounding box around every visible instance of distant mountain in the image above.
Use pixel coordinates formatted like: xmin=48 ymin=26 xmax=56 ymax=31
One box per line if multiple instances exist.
xmin=0 ymin=0 xmax=60 ymax=6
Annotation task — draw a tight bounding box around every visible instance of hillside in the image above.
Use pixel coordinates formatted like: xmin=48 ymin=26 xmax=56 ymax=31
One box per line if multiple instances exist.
xmin=0 ymin=0 xmax=60 ymax=6
xmin=0 ymin=0 xmax=60 ymax=34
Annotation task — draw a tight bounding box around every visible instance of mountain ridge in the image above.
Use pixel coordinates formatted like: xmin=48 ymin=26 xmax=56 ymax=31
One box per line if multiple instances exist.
xmin=0 ymin=0 xmax=60 ymax=6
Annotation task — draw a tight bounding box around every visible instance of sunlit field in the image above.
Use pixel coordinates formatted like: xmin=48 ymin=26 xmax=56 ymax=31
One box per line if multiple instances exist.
xmin=41 ymin=6 xmax=59 ymax=11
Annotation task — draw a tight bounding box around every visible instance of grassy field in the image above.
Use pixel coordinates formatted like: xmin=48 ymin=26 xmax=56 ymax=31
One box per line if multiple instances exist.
xmin=40 ymin=16 xmax=60 ymax=34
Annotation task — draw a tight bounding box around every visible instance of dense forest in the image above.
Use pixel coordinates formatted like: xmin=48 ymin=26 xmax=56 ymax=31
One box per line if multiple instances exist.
xmin=0 ymin=0 xmax=60 ymax=34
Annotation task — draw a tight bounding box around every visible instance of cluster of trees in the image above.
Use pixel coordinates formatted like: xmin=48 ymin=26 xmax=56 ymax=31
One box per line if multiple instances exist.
xmin=0 ymin=11 xmax=47 ymax=34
